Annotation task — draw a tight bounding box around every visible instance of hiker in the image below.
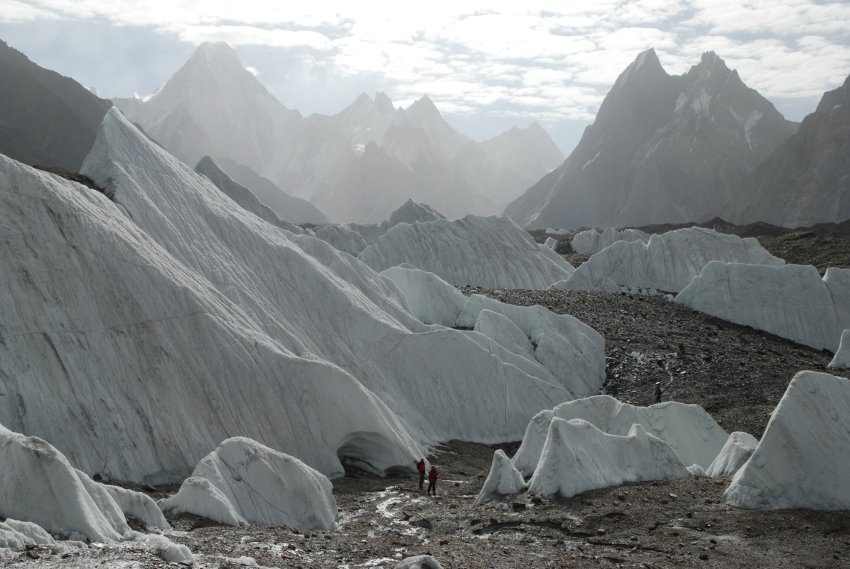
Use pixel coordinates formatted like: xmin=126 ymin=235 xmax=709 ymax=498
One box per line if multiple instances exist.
xmin=417 ymin=458 xmax=426 ymax=490
xmin=654 ymin=381 xmax=662 ymax=403
xmin=427 ymin=465 xmax=438 ymax=496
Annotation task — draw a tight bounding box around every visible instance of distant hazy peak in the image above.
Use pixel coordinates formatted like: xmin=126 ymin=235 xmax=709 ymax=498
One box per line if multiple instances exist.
xmin=407 ymin=95 xmax=441 ymax=121
xmin=374 ymin=91 xmax=395 ymax=113
xmin=189 ymin=41 xmax=242 ymax=68
xmin=614 ymin=48 xmax=667 ymax=89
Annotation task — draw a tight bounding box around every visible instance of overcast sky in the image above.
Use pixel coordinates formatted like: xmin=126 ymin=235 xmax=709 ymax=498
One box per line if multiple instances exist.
xmin=2 ymin=0 xmax=849 ymax=153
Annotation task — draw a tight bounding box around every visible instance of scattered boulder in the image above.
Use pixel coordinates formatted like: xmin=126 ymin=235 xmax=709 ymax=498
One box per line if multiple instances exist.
xmin=725 ymin=371 xmax=850 ymax=509
xmin=396 ymin=554 xmax=444 ymax=569
xmin=705 ymin=432 xmax=758 ymax=478
xmin=161 ymin=437 xmax=338 ymax=529
xmin=473 ymin=450 xmax=528 ymax=506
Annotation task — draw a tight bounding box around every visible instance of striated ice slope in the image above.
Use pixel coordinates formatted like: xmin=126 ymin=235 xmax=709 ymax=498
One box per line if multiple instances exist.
xmin=571 ymin=227 xmax=650 ymax=255
xmin=725 ymin=371 xmax=850 ymax=509
xmin=526 ymin=419 xmax=691 ymax=498
xmin=512 ymin=395 xmax=727 ymax=476
xmin=361 ymin=216 xmax=574 ymax=289
xmin=551 ymin=227 xmax=783 ymax=294
xmin=161 ymin=437 xmax=337 ymax=529
xmin=473 ymin=450 xmax=527 ymax=506
xmin=677 ymin=263 xmax=850 ymax=352
xmin=312 ymin=224 xmax=370 ymax=256
xmin=0 ymin=109 xmax=582 ymax=483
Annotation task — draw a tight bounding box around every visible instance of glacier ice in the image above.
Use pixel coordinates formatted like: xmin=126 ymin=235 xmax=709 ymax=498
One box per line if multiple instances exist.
xmin=161 ymin=437 xmax=337 ymax=529
xmin=705 ymin=431 xmax=758 ymax=478
xmin=570 ymin=227 xmax=650 ymax=255
xmin=828 ymin=330 xmax=850 ymax=369
xmin=551 ymin=227 xmax=783 ymax=294
xmin=677 ymin=263 xmax=850 ymax=352
xmin=473 ymin=449 xmax=527 ymax=506
xmin=725 ymin=371 xmax=850 ymax=509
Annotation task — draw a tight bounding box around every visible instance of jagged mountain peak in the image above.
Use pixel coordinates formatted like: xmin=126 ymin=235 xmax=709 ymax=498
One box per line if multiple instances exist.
xmin=407 ymin=95 xmax=442 ymax=121
xmin=613 ymin=48 xmax=667 ymax=90
xmin=374 ymin=91 xmax=395 ymax=113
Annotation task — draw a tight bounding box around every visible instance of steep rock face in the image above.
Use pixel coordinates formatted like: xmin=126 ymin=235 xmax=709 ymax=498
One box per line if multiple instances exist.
xmin=505 ymin=50 xmax=796 ymax=229
xmin=733 ymin=74 xmax=850 ymax=227
xmin=195 ymin=156 xmax=301 ymax=232
xmin=0 ymin=40 xmax=112 ymax=170
xmin=215 ymin=156 xmax=328 ymax=224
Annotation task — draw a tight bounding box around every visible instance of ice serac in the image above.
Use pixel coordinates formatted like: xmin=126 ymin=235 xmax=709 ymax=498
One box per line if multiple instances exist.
xmin=571 ymin=227 xmax=650 ymax=255
xmin=195 ymin=156 xmax=301 ymax=233
xmin=676 ymin=263 xmax=850 ymax=351
xmin=527 ymin=419 xmax=691 ymax=498
xmin=380 ymin=265 xmax=606 ymax=398
xmin=473 ymin=450 xmax=527 ymax=506
xmin=0 ymin=423 xmax=129 ymax=542
xmin=512 ymin=395 xmax=728 ymax=476
xmin=1 ymin=109 xmax=584 ymax=483
xmin=705 ymin=431 xmax=758 ymax=478
xmin=360 ymin=215 xmax=574 ymax=289
xmin=0 ymin=40 xmax=112 ymax=171
xmin=161 ymin=437 xmax=337 ymax=529
xmin=733 ymin=74 xmax=850 ymax=227
xmin=386 ymin=198 xmax=446 ymax=227
xmin=552 ymin=227 xmax=784 ymax=294
xmin=505 ymin=49 xmax=797 ymax=229
xmin=829 ymin=330 xmax=850 ymax=369
xmin=725 ymin=371 xmax=850 ymax=510
xmin=0 ymin=519 xmax=56 ymax=550
xmin=313 ymin=224 xmax=371 ymax=256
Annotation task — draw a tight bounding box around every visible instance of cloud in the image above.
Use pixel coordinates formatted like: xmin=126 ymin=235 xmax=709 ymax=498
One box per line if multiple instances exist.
xmin=3 ymin=0 xmax=849 ymax=126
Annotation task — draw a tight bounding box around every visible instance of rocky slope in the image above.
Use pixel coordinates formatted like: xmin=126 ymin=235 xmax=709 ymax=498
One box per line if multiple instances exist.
xmin=0 ymin=40 xmax=112 ymax=170
xmin=733 ymin=74 xmax=850 ymax=227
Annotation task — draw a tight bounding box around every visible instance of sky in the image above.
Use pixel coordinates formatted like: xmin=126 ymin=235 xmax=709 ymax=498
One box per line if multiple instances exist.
xmin=2 ymin=1 xmax=849 ymax=154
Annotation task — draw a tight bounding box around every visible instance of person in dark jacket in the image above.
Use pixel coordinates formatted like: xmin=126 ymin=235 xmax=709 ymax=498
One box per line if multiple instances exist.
xmin=417 ymin=458 xmax=426 ymax=490
xmin=427 ymin=465 xmax=439 ymax=496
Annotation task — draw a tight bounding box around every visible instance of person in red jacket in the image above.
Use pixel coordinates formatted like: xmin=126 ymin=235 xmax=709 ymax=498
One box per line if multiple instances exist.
xmin=427 ymin=465 xmax=439 ymax=496
xmin=416 ymin=458 xmax=426 ymax=490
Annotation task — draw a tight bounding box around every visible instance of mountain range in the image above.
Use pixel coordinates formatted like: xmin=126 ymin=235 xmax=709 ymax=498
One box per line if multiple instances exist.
xmin=505 ymin=49 xmax=800 ymax=229
xmin=114 ymin=42 xmax=564 ymax=223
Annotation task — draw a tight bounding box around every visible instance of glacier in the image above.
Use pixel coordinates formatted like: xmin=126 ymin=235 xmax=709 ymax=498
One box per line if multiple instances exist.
xmin=161 ymin=437 xmax=337 ymax=529
xmin=828 ymin=330 xmax=850 ymax=369
xmin=676 ymin=262 xmax=850 ymax=352
xmin=725 ymin=371 xmax=850 ymax=509
xmin=511 ymin=395 xmax=728 ymax=477
xmin=551 ymin=227 xmax=783 ymax=294
xmin=473 ymin=449 xmax=527 ymax=506
xmin=360 ymin=215 xmax=575 ymax=289
xmin=570 ymin=227 xmax=650 ymax=255
xmin=0 ymin=108 xmax=588 ymax=484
